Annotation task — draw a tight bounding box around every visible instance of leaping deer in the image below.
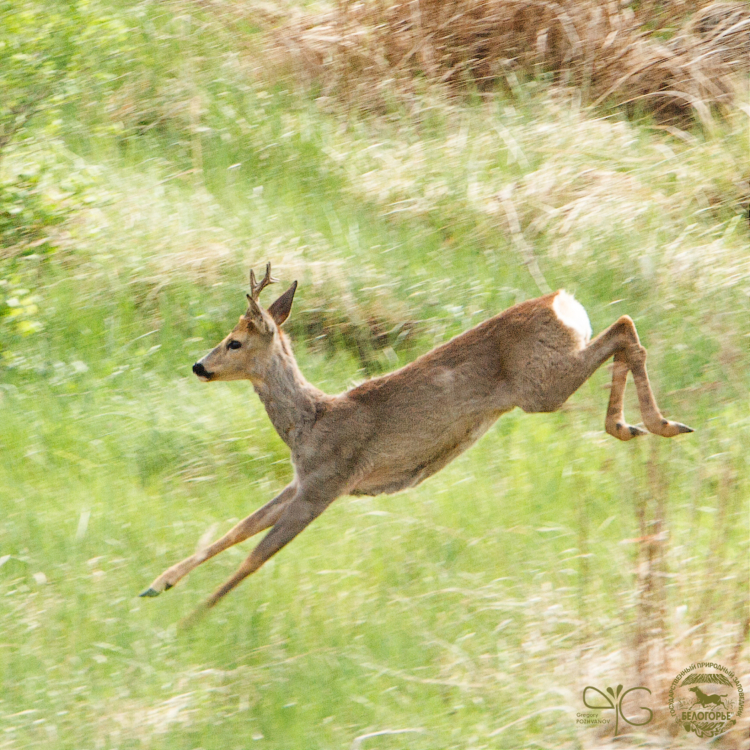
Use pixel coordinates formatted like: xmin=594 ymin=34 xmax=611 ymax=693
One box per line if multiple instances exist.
xmin=140 ymin=264 xmax=693 ymax=611
xmin=689 ymin=686 xmax=728 ymax=708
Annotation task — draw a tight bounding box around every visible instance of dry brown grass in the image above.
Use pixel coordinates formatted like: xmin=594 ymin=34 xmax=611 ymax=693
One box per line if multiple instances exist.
xmin=259 ymin=0 xmax=750 ymax=121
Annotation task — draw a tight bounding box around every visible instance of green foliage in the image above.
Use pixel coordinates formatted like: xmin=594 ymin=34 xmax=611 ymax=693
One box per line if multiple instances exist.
xmin=0 ymin=0 xmax=129 ymax=354
xmin=0 ymin=276 xmax=42 ymax=339
xmin=0 ymin=146 xmax=104 ymax=359
xmin=0 ymin=0 xmax=136 ymax=154
xmin=0 ymin=164 xmax=53 ymax=352
xmin=0 ymin=167 xmax=65 ymax=248
xmin=0 ymin=0 xmax=74 ymax=154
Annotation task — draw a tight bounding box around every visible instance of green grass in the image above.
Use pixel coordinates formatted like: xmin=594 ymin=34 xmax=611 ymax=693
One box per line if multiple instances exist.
xmin=3 ymin=372 xmax=743 ymax=749
xmin=1 ymin=1 xmax=748 ymax=748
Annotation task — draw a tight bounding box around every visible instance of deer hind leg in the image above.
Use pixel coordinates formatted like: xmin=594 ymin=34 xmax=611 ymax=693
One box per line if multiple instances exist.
xmin=577 ymin=315 xmax=693 ymax=440
xmin=604 ymin=350 xmax=648 ymax=441
xmin=140 ymin=483 xmax=297 ymax=597
xmin=200 ymin=491 xmax=335 ymax=611
xmin=627 ymin=348 xmax=693 ymax=437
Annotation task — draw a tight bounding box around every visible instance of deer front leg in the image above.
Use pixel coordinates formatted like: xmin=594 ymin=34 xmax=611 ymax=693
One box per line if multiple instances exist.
xmin=198 ymin=487 xmax=337 ymax=612
xmin=140 ymin=482 xmax=297 ymax=597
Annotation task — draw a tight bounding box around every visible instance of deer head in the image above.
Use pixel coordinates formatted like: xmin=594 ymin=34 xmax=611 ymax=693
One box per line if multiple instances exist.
xmin=192 ymin=263 xmax=297 ymax=383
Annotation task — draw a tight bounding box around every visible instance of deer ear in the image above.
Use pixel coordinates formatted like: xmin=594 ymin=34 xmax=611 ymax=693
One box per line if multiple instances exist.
xmin=245 ymin=294 xmax=271 ymax=333
xmin=245 ymin=293 xmax=262 ymax=318
xmin=267 ymin=281 xmax=297 ymax=326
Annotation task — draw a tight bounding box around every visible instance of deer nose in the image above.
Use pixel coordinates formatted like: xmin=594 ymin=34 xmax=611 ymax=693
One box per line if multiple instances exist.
xmin=193 ymin=362 xmax=210 ymax=378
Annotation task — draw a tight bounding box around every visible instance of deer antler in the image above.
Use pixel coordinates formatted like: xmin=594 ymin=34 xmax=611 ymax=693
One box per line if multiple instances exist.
xmin=249 ymin=263 xmax=278 ymax=302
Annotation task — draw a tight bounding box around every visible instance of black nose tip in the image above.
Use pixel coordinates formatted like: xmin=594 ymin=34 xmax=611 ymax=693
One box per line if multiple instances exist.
xmin=193 ymin=362 xmax=207 ymax=377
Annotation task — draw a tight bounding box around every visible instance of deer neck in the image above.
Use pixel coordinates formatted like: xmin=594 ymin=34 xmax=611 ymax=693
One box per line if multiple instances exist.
xmin=252 ymin=339 xmax=323 ymax=449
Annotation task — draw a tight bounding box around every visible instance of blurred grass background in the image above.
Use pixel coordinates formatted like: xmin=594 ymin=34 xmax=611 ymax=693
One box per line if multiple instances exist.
xmin=0 ymin=0 xmax=748 ymax=748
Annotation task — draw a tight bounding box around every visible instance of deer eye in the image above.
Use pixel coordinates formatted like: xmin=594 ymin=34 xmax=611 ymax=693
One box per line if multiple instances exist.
xmin=227 ymin=340 xmax=242 ymax=350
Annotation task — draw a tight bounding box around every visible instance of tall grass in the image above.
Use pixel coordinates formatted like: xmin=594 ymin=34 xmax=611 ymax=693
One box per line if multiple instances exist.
xmin=0 ymin=1 xmax=748 ymax=748
xmin=265 ymin=0 xmax=750 ymax=121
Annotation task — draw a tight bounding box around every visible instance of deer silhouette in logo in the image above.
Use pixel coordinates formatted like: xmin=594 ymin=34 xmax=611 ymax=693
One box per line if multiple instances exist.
xmin=689 ymin=686 xmax=728 ymax=709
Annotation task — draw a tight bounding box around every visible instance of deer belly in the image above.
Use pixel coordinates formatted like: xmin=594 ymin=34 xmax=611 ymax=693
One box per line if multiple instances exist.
xmin=351 ymin=412 xmax=501 ymax=496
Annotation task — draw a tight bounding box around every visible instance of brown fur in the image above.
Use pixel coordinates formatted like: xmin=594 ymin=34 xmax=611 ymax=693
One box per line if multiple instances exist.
xmin=141 ymin=269 xmax=693 ymax=612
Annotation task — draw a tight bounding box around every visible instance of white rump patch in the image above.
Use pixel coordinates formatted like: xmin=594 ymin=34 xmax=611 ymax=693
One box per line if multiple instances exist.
xmin=552 ymin=290 xmax=592 ymax=346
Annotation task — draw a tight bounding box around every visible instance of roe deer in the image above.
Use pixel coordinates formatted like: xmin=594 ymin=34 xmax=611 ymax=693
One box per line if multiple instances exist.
xmin=140 ymin=264 xmax=693 ymax=610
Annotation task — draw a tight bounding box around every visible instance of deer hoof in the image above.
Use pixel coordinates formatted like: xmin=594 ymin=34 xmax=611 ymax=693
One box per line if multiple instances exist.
xmin=608 ymin=422 xmax=647 ymax=441
xmin=139 ymin=587 xmax=161 ymax=598
xmin=658 ymin=420 xmax=695 ymax=437
xmin=628 ymin=425 xmax=648 ymax=438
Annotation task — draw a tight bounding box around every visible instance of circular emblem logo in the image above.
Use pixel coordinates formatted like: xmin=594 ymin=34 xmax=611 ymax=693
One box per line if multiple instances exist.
xmin=668 ymin=662 xmax=744 ymax=739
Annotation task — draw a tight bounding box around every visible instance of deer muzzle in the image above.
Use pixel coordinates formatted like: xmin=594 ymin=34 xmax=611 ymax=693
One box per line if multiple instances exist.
xmin=193 ymin=361 xmax=212 ymax=381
